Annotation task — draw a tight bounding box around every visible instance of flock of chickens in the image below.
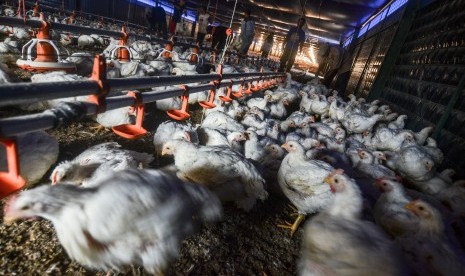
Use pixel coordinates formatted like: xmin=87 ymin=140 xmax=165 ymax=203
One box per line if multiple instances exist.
xmin=1 ymin=4 xmax=465 ymax=276
xmin=3 ymin=70 xmax=465 ymax=274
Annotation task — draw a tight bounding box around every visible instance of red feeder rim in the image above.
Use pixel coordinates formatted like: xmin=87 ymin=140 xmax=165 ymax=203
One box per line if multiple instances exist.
xmin=167 ymin=85 xmax=190 ymax=121
xmin=199 ymin=88 xmax=216 ymax=109
xmin=112 ymin=91 xmax=147 ymax=139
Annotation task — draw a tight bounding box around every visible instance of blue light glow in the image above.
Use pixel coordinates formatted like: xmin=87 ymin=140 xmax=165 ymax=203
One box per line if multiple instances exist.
xmin=358 ymin=24 xmax=369 ymax=37
xmin=343 ymin=35 xmax=353 ymax=48
xmin=387 ymin=0 xmax=408 ymax=16
xmin=135 ymin=0 xmax=197 ymax=22
xmin=357 ymin=0 xmax=408 ymax=38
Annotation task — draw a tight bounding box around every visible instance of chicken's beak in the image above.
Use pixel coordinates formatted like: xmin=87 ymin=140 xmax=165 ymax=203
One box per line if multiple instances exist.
xmin=161 ymin=148 xmax=167 ymax=156
xmin=281 ymin=143 xmax=289 ymax=152
xmin=426 ymin=163 xmax=433 ymax=172
xmin=379 ymin=155 xmax=387 ymax=161
xmin=243 ymin=132 xmax=249 ymax=140
xmin=324 ymin=176 xmax=336 ymax=193
xmin=405 ymin=202 xmax=416 ymax=213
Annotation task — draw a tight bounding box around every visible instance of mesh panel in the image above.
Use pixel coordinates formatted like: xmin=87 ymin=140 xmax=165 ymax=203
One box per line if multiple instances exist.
xmin=380 ymin=0 xmax=465 ymax=176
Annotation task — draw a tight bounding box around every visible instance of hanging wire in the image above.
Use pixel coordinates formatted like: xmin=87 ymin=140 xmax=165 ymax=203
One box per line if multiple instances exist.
xmin=212 ymin=0 xmax=219 ymax=24
xmin=218 ymin=0 xmax=238 ymax=65
xmin=126 ymin=0 xmax=132 ymax=27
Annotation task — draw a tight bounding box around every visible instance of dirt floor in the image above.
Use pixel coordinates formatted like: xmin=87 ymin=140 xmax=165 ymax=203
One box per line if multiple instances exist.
xmin=0 ymin=98 xmax=305 ymax=275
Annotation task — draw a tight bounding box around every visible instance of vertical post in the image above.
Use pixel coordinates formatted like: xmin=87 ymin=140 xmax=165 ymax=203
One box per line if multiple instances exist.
xmin=367 ymin=0 xmax=420 ymax=101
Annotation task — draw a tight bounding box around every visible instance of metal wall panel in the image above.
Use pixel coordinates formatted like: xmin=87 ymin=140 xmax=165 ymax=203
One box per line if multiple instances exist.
xmin=345 ymin=7 xmax=404 ymax=96
xmin=380 ymin=0 xmax=465 ymax=176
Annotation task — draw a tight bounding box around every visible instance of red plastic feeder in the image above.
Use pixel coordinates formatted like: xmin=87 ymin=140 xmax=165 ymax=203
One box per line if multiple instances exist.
xmin=112 ymin=91 xmax=147 ymax=139
xmin=243 ymin=82 xmax=253 ymax=95
xmin=0 ymin=139 xmax=26 ymax=199
xmin=250 ymin=79 xmax=262 ymax=92
xmin=199 ymin=88 xmax=216 ymax=109
xmin=167 ymin=85 xmax=191 ymax=121
xmin=107 ymin=26 xmax=137 ymax=63
xmin=219 ymin=84 xmax=233 ymax=102
xmin=16 ymin=13 xmax=75 ymax=72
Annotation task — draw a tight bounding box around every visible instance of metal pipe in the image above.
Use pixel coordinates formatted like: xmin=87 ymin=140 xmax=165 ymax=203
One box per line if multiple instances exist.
xmin=0 ymin=113 xmax=56 ymax=136
xmin=49 ymin=21 xmax=124 ymax=38
xmin=222 ymin=72 xmax=283 ymax=79
xmin=0 ymin=16 xmax=43 ymax=28
xmin=0 ymin=16 xmax=125 ymax=38
xmin=0 ymin=75 xmax=279 ymax=137
xmin=107 ymin=74 xmax=221 ymax=91
xmin=0 ymin=81 xmax=100 ymax=107
xmin=0 ymin=72 xmax=282 ymax=107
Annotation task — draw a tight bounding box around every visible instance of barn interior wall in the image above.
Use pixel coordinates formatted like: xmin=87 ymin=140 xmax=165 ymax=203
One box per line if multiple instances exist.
xmin=375 ymin=0 xmax=465 ymax=176
xmin=345 ymin=6 xmax=405 ymax=97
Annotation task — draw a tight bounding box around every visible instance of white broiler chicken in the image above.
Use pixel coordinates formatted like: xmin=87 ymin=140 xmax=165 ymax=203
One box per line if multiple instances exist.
xmin=299 ymin=171 xmax=408 ymax=276
xmin=161 ymin=140 xmax=268 ymax=211
xmin=277 ymin=141 xmax=334 ymax=236
xmin=341 ymin=112 xmax=383 ymax=134
xmin=0 ymin=131 xmax=59 ymax=186
xmin=388 ymin=114 xmax=407 ymax=129
xmin=269 ymin=98 xmax=289 ymax=119
xmin=4 ymin=169 xmax=222 ymax=275
xmin=396 ymin=200 xmax=465 ymax=275
xmin=50 ymin=142 xmax=153 ymax=187
xmin=201 ymin=111 xmax=245 ymax=133
xmin=95 ymin=106 xmax=135 ymax=129
xmin=371 ymin=127 xmax=416 ymax=151
xmin=388 ymin=145 xmax=437 ymax=187
xmin=197 ymin=127 xmax=246 ymax=153
xmin=153 ymin=120 xmax=199 ymax=156
xmin=373 ymin=178 xmax=419 ymax=237
xmin=355 ymin=149 xmax=396 ymax=179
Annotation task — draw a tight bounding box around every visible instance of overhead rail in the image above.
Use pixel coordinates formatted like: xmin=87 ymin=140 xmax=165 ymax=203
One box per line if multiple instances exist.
xmin=4 ymin=0 xmax=148 ymax=32
xmin=0 ymin=75 xmax=283 ymax=137
xmin=0 ymin=71 xmax=279 ymax=107
xmin=0 ymin=16 xmax=149 ymax=41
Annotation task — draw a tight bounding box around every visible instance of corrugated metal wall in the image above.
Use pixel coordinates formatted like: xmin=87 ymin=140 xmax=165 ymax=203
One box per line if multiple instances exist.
xmin=346 ymin=7 xmax=404 ymax=97
xmin=378 ymin=0 xmax=465 ymax=175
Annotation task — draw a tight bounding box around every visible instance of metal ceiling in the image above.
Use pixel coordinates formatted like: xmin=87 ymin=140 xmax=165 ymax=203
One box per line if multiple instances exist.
xmin=185 ymin=0 xmax=391 ymax=43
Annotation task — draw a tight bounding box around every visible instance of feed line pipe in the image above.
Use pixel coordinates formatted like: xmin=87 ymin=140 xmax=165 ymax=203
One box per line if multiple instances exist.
xmin=0 ymin=74 xmax=284 ymax=137
xmin=0 ymin=16 xmax=148 ymax=41
xmin=0 ymin=74 xmax=220 ymax=107
xmin=17 ymin=0 xmax=148 ymax=31
xmin=0 ymin=72 xmax=280 ymax=107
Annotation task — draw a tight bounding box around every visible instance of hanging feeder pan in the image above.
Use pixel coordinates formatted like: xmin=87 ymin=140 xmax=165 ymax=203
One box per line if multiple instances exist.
xmin=112 ymin=91 xmax=147 ymax=139
xmin=167 ymin=88 xmax=191 ymax=121
xmin=199 ymin=89 xmax=217 ymax=109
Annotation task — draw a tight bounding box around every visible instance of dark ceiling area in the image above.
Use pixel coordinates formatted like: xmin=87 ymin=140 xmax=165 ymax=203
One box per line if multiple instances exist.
xmin=185 ymin=0 xmax=391 ymax=43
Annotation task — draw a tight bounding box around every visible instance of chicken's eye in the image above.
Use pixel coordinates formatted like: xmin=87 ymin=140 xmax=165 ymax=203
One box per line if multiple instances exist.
xmin=419 ymin=206 xmax=424 ymax=211
xmin=334 ymin=178 xmax=339 ymax=183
